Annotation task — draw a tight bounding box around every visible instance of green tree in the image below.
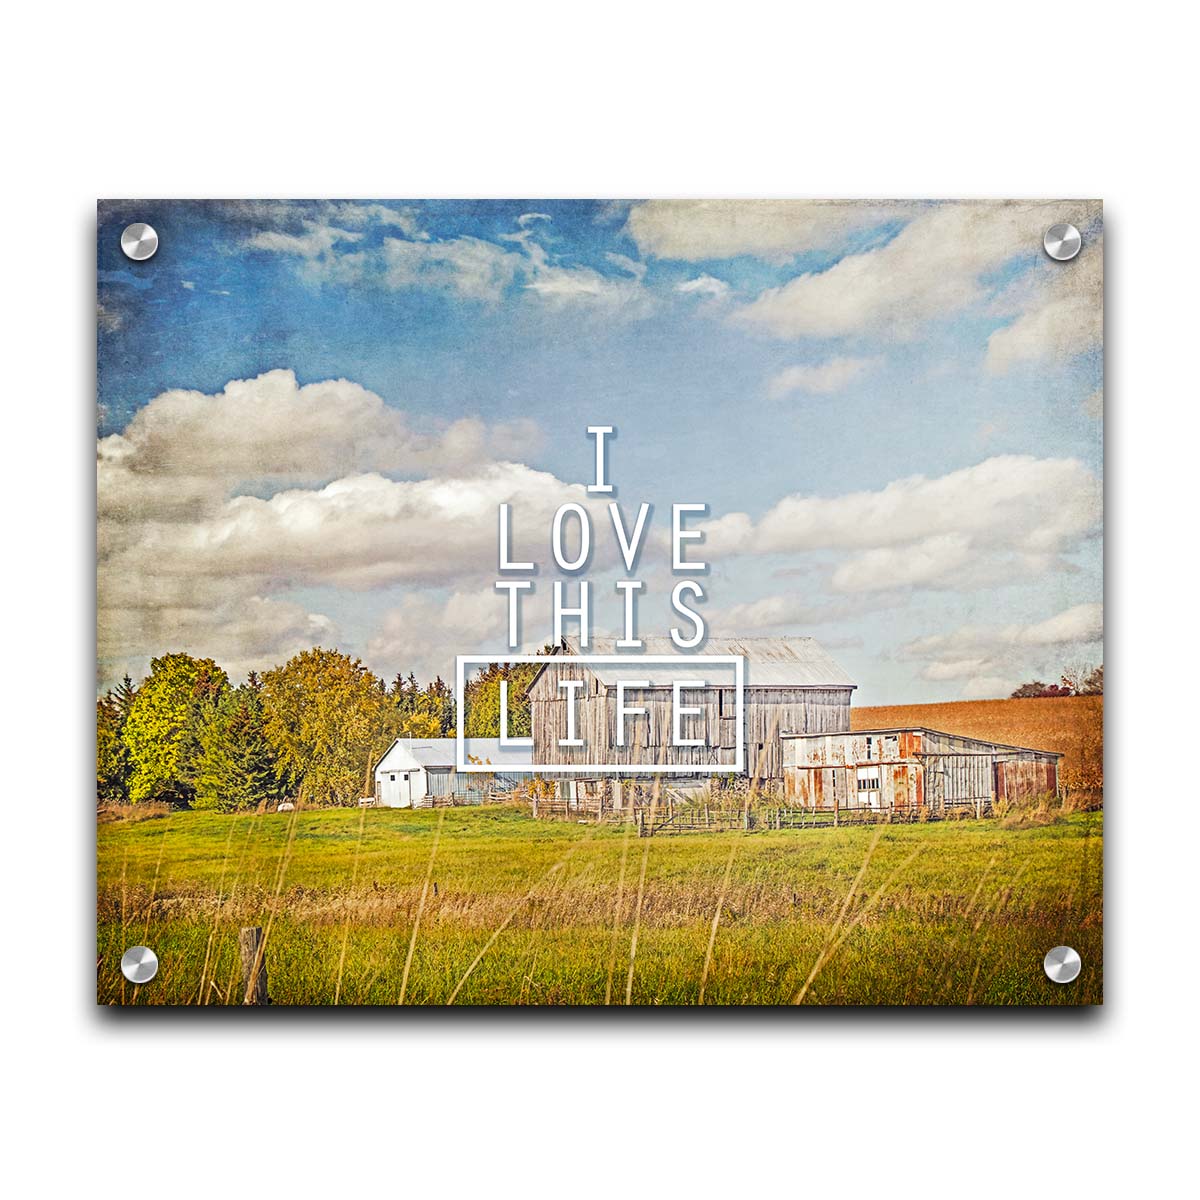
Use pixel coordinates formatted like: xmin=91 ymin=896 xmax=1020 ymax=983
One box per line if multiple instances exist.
xmin=96 ymin=675 xmax=136 ymax=805
xmin=193 ymin=678 xmax=286 ymax=812
xmin=385 ymin=671 xmax=457 ymax=738
xmin=398 ymin=707 xmax=443 ymax=738
xmin=122 ymin=654 xmax=229 ymax=805
xmin=261 ymin=647 xmax=391 ymax=805
xmin=464 ymin=660 xmax=541 ymax=737
xmin=428 ymin=675 xmax=456 ymax=735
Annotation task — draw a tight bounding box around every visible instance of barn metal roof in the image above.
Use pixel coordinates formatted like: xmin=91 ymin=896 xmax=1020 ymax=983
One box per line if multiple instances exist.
xmin=780 ymin=726 xmax=1062 ymax=758
xmin=375 ymin=737 xmax=532 ymax=773
xmin=525 ymin=635 xmax=856 ymax=689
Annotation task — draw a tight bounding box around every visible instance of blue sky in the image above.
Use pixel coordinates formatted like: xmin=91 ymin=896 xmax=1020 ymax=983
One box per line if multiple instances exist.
xmin=97 ymin=199 xmax=1103 ymax=702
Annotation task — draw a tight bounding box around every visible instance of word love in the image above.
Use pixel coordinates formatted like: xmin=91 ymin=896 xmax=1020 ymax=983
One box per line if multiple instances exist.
xmin=495 ymin=425 xmax=708 ymax=650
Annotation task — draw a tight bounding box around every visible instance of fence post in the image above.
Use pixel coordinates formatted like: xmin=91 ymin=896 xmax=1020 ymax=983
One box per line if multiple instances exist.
xmin=239 ymin=926 xmax=269 ymax=1005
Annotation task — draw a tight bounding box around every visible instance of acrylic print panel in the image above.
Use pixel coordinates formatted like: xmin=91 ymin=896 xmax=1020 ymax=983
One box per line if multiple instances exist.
xmin=96 ymin=199 xmax=1103 ymax=1007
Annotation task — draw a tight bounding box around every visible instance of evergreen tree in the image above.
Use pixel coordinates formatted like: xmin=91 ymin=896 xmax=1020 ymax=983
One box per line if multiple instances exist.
xmin=96 ymin=676 xmax=137 ymax=805
xmin=383 ymin=670 xmax=457 ymax=737
xmin=193 ymin=683 xmax=285 ymax=811
xmin=113 ymin=675 xmax=136 ymax=721
xmin=428 ymin=675 xmax=456 ymax=735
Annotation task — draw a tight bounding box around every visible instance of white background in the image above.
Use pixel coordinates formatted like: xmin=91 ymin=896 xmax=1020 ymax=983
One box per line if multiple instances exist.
xmin=3 ymin=3 xmax=1196 ymax=1196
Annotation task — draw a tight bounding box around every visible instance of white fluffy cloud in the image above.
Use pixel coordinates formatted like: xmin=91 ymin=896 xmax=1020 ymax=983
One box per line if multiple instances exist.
xmin=106 ymin=464 xmax=596 ymax=593
xmin=830 ymin=535 xmax=974 ymax=593
xmin=97 ymin=371 xmax=559 ymax=684
xmin=245 ymin=224 xmax=362 ymax=260
xmin=703 ymin=454 xmax=1101 ymax=593
xmin=523 ymin=259 xmax=650 ymax=314
xmin=325 ymin=202 xmax=426 ymax=237
xmin=985 ymin=239 xmax=1103 ymax=373
xmin=897 ymin=602 xmax=1103 ymax=697
xmin=99 ymin=596 xmax=338 ymax=690
xmin=734 ymin=200 xmax=1101 ymax=341
xmin=243 ymin=206 xmax=651 ymax=313
xmin=768 ymin=356 xmax=879 ymax=397
xmin=626 ymin=199 xmax=904 ymax=263
xmin=367 ymin=590 xmax=503 ymax=682
xmin=96 ymin=369 xmax=662 ymax=688
xmin=97 ymin=369 xmax=538 ymax=522
xmin=216 ymin=200 xmax=424 ymax=237
xmin=383 ymin=235 xmax=521 ymax=302
xmin=365 ymin=584 xmax=562 ymax=682
xmin=676 ymin=274 xmax=731 ymax=300
xmin=708 ymin=591 xmax=887 ymax=634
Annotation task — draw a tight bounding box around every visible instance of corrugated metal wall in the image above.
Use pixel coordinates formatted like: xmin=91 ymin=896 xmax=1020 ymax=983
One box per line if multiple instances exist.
xmin=782 ymin=730 xmax=1059 ymax=813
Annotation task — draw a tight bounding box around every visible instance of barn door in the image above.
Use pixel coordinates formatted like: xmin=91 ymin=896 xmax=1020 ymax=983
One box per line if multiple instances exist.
xmin=855 ymin=765 xmax=882 ymax=810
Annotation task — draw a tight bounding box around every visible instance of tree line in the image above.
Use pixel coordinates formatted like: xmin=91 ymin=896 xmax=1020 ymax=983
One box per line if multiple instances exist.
xmin=1010 ymin=662 xmax=1103 ymax=699
xmin=96 ymin=647 xmax=538 ymax=811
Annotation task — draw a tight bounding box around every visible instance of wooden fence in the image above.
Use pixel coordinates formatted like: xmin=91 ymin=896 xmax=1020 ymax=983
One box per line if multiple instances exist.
xmin=357 ymin=789 xmax=514 ymax=810
xmin=525 ymin=798 xmax=986 ymax=835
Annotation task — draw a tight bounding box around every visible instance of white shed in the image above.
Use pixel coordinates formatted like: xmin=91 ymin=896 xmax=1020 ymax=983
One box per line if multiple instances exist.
xmin=372 ymin=737 xmax=529 ymax=808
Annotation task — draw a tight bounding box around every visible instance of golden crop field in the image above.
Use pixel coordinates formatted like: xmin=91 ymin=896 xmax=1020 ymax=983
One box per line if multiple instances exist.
xmin=852 ymin=695 xmax=1103 ymax=799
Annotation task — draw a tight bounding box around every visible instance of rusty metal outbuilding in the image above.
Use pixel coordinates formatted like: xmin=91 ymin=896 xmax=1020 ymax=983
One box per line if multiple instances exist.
xmin=781 ymin=727 xmax=1061 ymax=817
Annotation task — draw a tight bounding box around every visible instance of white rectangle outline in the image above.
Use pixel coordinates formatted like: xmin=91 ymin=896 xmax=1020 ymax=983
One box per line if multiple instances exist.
xmin=454 ymin=654 xmax=744 ymax=774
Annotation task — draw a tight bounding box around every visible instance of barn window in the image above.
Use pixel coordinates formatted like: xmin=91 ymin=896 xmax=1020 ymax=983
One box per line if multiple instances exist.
xmin=866 ymin=737 xmax=873 ymax=760
xmin=856 ymin=768 xmax=880 ymax=791
xmin=389 ymin=774 xmax=395 ymax=782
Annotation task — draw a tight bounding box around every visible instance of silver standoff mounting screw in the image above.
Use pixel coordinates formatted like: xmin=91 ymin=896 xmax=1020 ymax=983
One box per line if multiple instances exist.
xmin=121 ymin=222 xmax=159 ymax=262
xmin=120 ymin=945 xmax=159 ymax=985
xmin=1043 ymin=223 xmax=1082 ymax=262
xmin=1043 ymin=945 xmax=1081 ymax=984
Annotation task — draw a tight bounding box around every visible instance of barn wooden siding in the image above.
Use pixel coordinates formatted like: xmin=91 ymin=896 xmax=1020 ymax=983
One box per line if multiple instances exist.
xmin=782 ymin=728 xmax=1060 ymax=814
xmin=529 ymin=672 xmax=852 ymax=777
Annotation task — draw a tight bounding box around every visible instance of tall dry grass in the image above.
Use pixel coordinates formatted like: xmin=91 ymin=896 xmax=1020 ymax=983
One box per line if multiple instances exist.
xmin=97 ymin=805 xmax=1103 ymax=1005
xmin=97 ymin=801 xmax=171 ymax=824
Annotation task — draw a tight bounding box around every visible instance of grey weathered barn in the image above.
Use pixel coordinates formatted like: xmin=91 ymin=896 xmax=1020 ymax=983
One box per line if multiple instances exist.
xmin=527 ymin=634 xmax=855 ymax=779
xmin=782 ymin=727 xmax=1061 ymax=816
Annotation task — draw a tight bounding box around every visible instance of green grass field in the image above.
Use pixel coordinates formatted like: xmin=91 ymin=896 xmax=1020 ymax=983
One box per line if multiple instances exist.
xmin=97 ymin=805 xmax=1102 ymax=1006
